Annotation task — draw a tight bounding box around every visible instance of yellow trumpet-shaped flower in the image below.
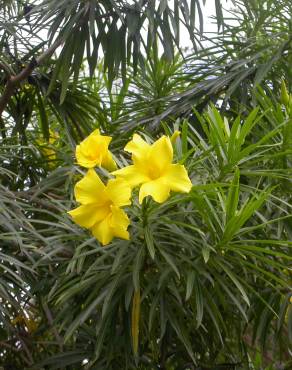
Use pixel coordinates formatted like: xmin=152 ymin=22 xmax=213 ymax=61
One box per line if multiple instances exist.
xmin=113 ymin=134 xmax=192 ymax=203
xmin=68 ymin=169 xmax=131 ymax=245
xmin=76 ymin=129 xmax=117 ymax=171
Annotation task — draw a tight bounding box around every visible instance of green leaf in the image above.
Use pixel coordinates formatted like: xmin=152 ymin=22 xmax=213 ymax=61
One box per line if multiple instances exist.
xmin=36 ymin=91 xmax=49 ymax=140
xmin=225 ymin=167 xmax=240 ymax=223
xmin=158 ymin=246 xmax=180 ymax=278
xmin=216 ymin=260 xmax=250 ymax=306
xmin=185 ymin=270 xmax=195 ymax=301
xmin=132 ymin=246 xmax=145 ymax=291
xmin=144 ymin=225 xmax=155 ymax=259
xmin=193 ymin=275 xmax=204 ymax=327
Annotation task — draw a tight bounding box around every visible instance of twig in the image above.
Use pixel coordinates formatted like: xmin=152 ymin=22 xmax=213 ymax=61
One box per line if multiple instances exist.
xmin=0 ymin=340 xmax=19 ymax=352
xmin=0 ymin=38 xmax=63 ymax=117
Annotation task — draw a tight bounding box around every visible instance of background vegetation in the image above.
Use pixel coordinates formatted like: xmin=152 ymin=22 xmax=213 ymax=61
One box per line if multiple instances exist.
xmin=0 ymin=0 xmax=291 ymax=369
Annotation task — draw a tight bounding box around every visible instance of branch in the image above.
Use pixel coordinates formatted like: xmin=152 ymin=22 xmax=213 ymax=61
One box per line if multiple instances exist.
xmin=0 ymin=340 xmax=19 ymax=352
xmin=0 ymin=38 xmax=63 ymax=117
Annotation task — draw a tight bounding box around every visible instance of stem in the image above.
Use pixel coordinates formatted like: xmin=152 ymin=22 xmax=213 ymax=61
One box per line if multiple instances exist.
xmin=131 ymin=288 xmax=141 ymax=356
xmin=0 ymin=38 xmax=63 ymax=118
xmin=141 ymin=198 xmax=149 ymax=227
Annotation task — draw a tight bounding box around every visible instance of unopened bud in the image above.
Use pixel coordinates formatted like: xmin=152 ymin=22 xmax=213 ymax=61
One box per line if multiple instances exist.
xmin=281 ymin=79 xmax=290 ymax=106
xmin=170 ymin=130 xmax=180 ymax=144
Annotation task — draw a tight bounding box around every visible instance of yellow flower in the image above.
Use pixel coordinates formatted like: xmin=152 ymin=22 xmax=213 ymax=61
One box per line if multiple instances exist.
xmin=76 ymin=129 xmax=117 ymax=171
xmin=68 ymin=169 xmax=131 ymax=245
xmin=40 ymin=146 xmax=56 ymax=161
xmin=113 ymin=134 xmax=192 ymax=203
xmin=11 ymin=314 xmax=38 ymax=333
xmin=37 ymin=130 xmax=58 ymax=164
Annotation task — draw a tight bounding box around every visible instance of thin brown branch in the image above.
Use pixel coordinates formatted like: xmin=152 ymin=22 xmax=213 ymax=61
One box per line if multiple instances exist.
xmin=0 ymin=38 xmax=64 ymax=117
xmin=0 ymin=340 xmax=18 ymax=352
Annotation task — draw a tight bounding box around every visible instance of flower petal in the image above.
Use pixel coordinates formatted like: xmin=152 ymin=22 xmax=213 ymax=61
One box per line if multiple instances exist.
xmin=162 ymin=164 xmax=192 ymax=193
xmin=91 ymin=128 xmax=100 ymax=136
xmin=113 ymin=165 xmax=149 ymax=188
xmin=101 ymin=151 xmax=117 ymax=171
xmin=124 ymin=134 xmax=151 ymax=163
xmin=74 ymin=169 xmax=108 ymax=205
xmin=139 ymin=179 xmax=170 ymax=203
xmin=109 ymin=206 xmax=130 ymax=240
xmin=106 ymin=178 xmax=132 ymax=207
xmin=87 ymin=130 xmax=112 ymax=150
xmin=68 ymin=204 xmax=110 ymax=228
xmin=76 ymin=130 xmax=113 ymax=169
xmin=76 ymin=144 xmax=98 ymax=168
xmin=91 ymin=216 xmax=114 ymax=245
xmin=91 ymin=207 xmax=130 ymax=245
xmin=148 ymin=136 xmax=173 ymax=174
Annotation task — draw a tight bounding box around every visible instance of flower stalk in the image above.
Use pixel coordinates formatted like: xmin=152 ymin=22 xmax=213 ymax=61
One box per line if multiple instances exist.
xmin=131 ymin=288 xmax=141 ymax=356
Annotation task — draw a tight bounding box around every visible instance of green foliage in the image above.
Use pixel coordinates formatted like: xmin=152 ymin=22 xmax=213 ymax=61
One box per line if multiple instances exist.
xmin=0 ymin=0 xmax=225 ymax=97
xmin=1 ymin=94 xmax=291 ymax=368
xmin=0 ymin=0 xmax=291 ymax=369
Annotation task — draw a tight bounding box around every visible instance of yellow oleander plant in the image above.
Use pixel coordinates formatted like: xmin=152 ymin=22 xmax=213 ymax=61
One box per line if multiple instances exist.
xmin=68 ymin=169 xmax=131 ymax=245
xmin=76 ymin=129 xmax=117 ymax=170
xmin=1 ymin=0 xmax=292 ymax=367
xmin=68 ymin=129 xmax=192 ymax=246
xmin=113 ymin=134 xmax=192 ymax=203
xmin=67 ymin=128 xmax=193 ymax=358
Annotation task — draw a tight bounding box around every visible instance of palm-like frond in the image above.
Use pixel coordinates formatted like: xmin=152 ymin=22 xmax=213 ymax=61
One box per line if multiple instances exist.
xmin=2 ymin=96 xmax=290 ymax=368
xmin=0 ymin=1 xmax=291 ymax=368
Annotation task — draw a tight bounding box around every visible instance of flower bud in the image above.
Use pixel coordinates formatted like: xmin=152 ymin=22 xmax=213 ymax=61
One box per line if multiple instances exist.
xmin=281 ymin=80 xmax=290 ymax=106
xmin=170 ymin=130 xmax=181 ymax=144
